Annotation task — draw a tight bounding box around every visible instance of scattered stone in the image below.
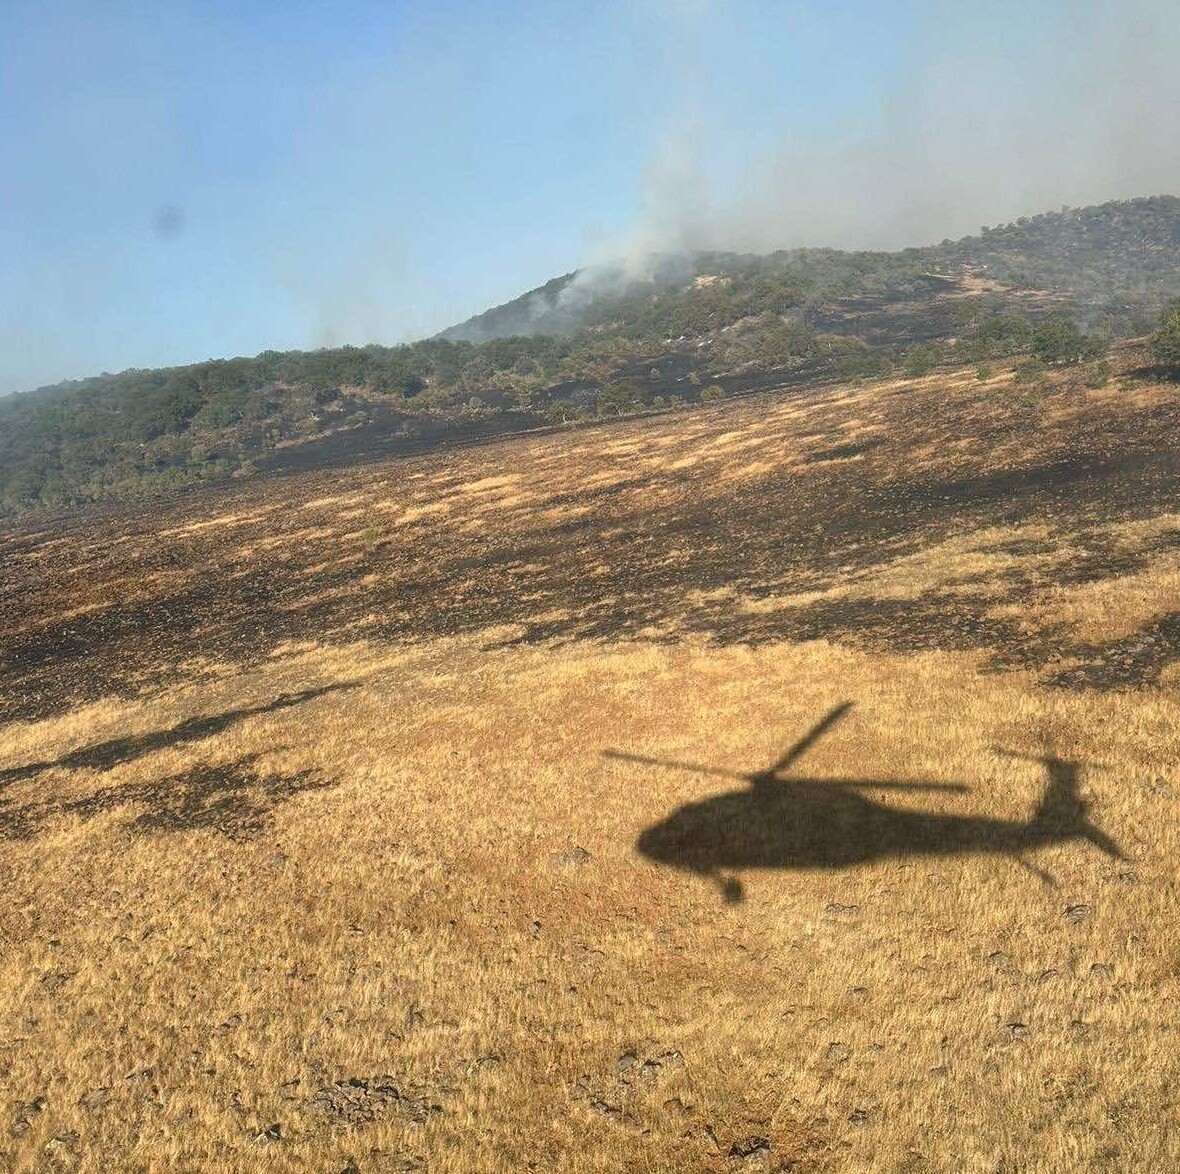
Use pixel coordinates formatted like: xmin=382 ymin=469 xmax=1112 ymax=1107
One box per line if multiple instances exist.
xmin=41 ymin=1131 xmax=80 ymax=1170
xmin=548 ymin=845 xmax=591 ymax=869
xmin=1005 ymin=1022 xmax=1029 ymax=1039
xmin=822 ymin=903 xmax=860 ymax=922
xmin=663 ymin=1097 xmax=692 ymax=1117
xmin=304 ymin=1077 xmax=441 ymax=1127
xmin=1090 ymin=963 xmax=1114 ymax=982
xmin=254 ymin=1123 xmax=282 ymax=1143
xmin=39 ymin=971 xmax=76 ymax=994
xmin=826 ymin=1042 xmax=851 ymax=1064
xmin=278 ymin=1079 xmax=301 ymax=1101
xmin=1037 ymin=969 xmax=1059 ymax=984
xmin=848 ymin=1109 xmax=869 ymax=1127
xmin=588 ymin=1098 xmax=642 ymax=1133
xmin=1064 ymin=904 xmax=1092 ymax=923
xmin=78 ymin=1087 xmax=111 ymax=1114
xmin=11 ymin=1095 xmax=46 ymax=1137
xmin=403 ymin=1004 xmax=425 ymax=1033
xmin=214 ymin=1013 xmax=243 ymax=1035
xmin=730 ymin=1135 xmax=771 ymax=1160
xmin=617 ymin=1051 xmax=638 ymax=1075
xmin=847 ymin=986 xmax=869 ymax=1002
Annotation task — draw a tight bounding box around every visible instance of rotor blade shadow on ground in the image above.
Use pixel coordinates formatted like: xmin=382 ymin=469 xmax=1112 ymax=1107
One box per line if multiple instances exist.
xmin=0 ymin=681 xmax=362 ymax=784
xmin=770 ymin=701 xmax=854 ymax=774
xmin=601 ymin=748 xmax=747 ymax=781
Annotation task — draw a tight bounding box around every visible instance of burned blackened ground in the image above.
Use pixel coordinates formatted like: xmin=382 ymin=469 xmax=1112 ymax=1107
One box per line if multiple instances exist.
xmin=1 ymin=364 xmax=1177 ymax=724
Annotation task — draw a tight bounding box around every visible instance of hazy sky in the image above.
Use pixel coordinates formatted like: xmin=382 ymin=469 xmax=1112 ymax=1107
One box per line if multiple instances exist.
xmin=2 ymin=0 xmax=1177 ymax=393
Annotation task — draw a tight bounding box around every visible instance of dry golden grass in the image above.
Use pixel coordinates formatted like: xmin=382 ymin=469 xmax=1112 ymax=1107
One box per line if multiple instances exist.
xmin=1 ymin=360 xmax=1177 ymax=1171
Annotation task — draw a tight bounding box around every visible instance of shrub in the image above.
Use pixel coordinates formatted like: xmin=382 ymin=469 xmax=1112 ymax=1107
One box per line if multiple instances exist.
xmin=902 ymin=345 xmax=939 ymax=378
xmin=1149 ymin=300 xmax=1180 ymax=371
xmin=1030 ymin=317 xmax=1107 ymax=366
xmin=700 ymin=384 xmax=726 ymax=402
xmin=975 ymin=364 xmax=993 ymax=382
xmin=1084 ymin=360 xmax=1111 ymax=389
xmin=1013 ymin=357 xmax=1048 ymax=385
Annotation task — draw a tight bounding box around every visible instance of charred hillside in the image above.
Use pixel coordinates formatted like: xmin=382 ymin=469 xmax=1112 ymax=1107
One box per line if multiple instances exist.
xmin=3 ymin=196 xmax=1178 ymax=519
xmin=439 ymin=196 xmax=1180 ymax=344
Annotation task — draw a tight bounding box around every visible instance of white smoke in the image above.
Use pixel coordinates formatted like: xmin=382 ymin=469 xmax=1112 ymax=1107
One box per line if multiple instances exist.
xmin=606 ymin=0 xmax=1180 ymax=261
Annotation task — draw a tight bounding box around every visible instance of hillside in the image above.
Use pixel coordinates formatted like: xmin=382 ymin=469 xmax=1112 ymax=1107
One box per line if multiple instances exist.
xmin=439 ymin=195 xmax=1180 ymax=342
xmin=2 ymin=196 xmax=1178 ymax=518
xmin=1 ymin=357 xmax=1177 ymax=1171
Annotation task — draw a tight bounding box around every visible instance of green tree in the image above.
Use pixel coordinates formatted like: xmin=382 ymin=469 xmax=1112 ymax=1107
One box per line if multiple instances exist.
xmin=1149 ymin=299 xmax=1180 ymax=370
xmin=1029 ymin=317 xmax=1106 ymax=366
xmin=902 ymin=345 xmax=938 ymax=378
xmin=1013 ymin=357 xmax=1047 ymax=385
xmin=598 ymin=381 xmax=643 ymax=415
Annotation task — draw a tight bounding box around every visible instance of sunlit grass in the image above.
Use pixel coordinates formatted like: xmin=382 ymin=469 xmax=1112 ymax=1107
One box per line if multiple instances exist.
xmin=1 ymin=357 xmax=1176 ymax=1171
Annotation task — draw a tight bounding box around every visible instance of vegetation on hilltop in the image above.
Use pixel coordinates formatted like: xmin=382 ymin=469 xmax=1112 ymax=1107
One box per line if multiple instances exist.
xmin=1150 ymin=297 xmax=1180 ymax=369
xmin=443 ymin=196 xmax=1180 ymax=343
xmin=1 ymin=196 xmax=1176 ymax=517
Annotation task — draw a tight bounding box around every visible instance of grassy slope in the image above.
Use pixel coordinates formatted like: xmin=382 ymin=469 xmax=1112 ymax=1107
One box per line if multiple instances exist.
xmin=0 ymin=350 xmax=1177 ymax=1172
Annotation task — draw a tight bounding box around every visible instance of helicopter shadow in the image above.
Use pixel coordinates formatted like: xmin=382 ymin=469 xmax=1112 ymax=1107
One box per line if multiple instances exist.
xmin=608 ymin=702 xmax=1124 ymax=903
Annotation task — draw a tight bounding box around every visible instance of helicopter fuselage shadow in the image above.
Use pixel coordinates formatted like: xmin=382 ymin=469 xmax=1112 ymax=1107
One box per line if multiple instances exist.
xmin=618 ymin=703 xmax=1125 ymax=901
xmin=637 ymin=780 xmax=1065 ymax=874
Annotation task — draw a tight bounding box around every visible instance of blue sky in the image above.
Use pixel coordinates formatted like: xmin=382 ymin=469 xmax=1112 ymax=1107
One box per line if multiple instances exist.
xmin=2 ymin=0 xmax=1177 ymax=393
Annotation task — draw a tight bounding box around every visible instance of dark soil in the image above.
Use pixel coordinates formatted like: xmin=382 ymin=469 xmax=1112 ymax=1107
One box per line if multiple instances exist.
xmin=1 ymin=372 xmax=1176 ymax=724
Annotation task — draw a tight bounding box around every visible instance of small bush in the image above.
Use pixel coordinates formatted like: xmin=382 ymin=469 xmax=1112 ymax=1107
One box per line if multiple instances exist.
xmin=1084 ymin=360 xmax=1111 ymax=389
xmin=902 ymin=345 xmax=939 ymax=378
xmin=975 ymin=364 xmax=993 ymax=382
xmin=1029 ymin=317 xmax=1108 ymax=366
xmin=1013 ymin=357 xmax=1047 ymax=385
xmin=1149 ymin=299 xmax=1180 ymax=371
xmin=700 ymin=384 xmax=726 ymax=402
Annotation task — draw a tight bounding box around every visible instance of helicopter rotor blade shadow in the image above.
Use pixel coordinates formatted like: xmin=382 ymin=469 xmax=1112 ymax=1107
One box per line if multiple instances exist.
xmin=827 ymin=779 xmax=970 ymax=793
xmin=601 ymin=749 xmax=747 ymax=781
xmin=769 ymin=701 xmax=854 ymax=774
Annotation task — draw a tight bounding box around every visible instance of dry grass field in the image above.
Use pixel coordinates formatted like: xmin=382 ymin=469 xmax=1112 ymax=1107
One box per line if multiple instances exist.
xmin=1 ymin=354 xmax=1177 ymax=1172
